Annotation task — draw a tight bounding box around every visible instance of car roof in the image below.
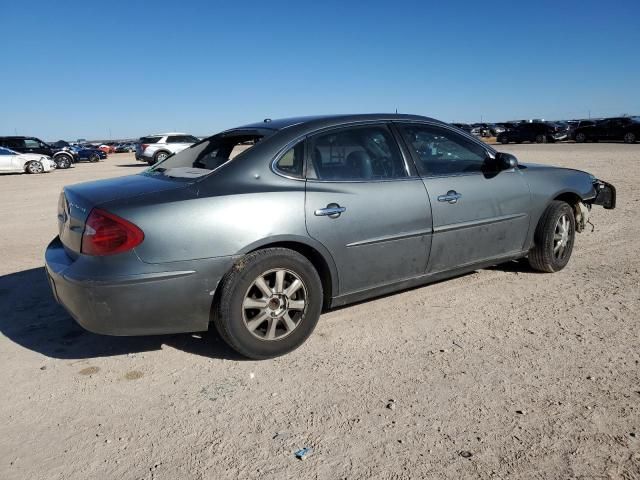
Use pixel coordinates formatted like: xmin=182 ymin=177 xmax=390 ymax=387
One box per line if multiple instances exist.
xmin=235 ymin=113 xmax=443 ymax=132
xmin=146 ymin=132 xmax=190 ymax=136
xmin=0 ymin=136 xmax=40 ymax=140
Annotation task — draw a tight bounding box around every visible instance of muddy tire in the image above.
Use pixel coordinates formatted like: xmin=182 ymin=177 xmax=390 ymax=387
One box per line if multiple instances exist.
xmin=528 ymin=201 xmax=576 ymax=273
xmin=213 ymin=248 xmax=323 ymax=359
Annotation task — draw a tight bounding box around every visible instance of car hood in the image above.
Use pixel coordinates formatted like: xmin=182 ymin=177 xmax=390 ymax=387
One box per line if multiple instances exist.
xmin=519 ymin=162 xmax=591 ymax=176
xmin=65 ymin=173 xmax=192 ymax=206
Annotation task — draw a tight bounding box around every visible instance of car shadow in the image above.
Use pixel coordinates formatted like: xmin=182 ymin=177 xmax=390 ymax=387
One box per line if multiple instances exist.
xmin=487 ymin=258 xmax=541 ymax=273
xmin=116 ymin=164 xmax=147 ymax=168
xmin=0 ymin=267 xmax=246 ymax=361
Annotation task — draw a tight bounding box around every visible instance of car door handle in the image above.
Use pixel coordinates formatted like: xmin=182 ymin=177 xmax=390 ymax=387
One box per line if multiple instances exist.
xmin=315 ymin=204 xmax=346 ymax=218
xmin=437 ymin=190 xmax=462 ymax=204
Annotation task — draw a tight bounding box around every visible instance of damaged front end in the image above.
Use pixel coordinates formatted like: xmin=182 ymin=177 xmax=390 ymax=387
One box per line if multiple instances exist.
xmin=591 ymin=179 xmax=616 ymax=210
xmin=574 ymin=179 xmax=616 ymax=233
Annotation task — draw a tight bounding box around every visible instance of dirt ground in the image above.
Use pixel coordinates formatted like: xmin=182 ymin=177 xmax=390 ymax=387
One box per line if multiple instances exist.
xmin=1 ymin=145 xmax=639 ymax=480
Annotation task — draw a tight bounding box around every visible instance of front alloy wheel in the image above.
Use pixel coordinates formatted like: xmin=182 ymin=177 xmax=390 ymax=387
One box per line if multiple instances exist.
xmin=56 ymin=155 xmax=72 ymax=169
xmin=26 ymin=161 xmax=44 ymax=174
xmin=575 ymin=132 xmax=587 ymax=143
xmin=624 ymin=132 xmax=636 ymax=143
xmin=528 ymin=201 xmax=576 ymax=272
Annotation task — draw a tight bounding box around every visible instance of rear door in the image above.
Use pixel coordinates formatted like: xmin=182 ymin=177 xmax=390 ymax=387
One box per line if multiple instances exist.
xmin=397 ymin=122 xmax=531 ymax=274
xmin=304 ymin=123 xmax=432 ymax=295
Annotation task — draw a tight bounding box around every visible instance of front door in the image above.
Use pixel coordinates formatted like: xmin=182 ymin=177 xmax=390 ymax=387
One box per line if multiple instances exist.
xmin=397 ymin=122 xmax=531 ymax=274
xmin=304 ymin=124 xmax=432 ymax=295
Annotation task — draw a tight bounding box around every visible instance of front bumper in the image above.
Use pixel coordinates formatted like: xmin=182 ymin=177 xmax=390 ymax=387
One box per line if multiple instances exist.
xmin=45 ymin=236 xmax=234 ymax=336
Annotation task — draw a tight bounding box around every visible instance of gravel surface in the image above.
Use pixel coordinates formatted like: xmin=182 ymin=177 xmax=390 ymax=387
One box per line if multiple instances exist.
xmin=1 ymin=145 xmax=639 ymax=479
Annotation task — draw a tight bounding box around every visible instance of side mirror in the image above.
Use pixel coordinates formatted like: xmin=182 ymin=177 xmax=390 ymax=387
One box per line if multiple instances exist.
xmin=495 ymin=152 xmax=518 ymax=170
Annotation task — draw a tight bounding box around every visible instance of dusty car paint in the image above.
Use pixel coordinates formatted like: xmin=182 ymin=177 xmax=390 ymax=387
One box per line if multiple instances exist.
xmin=45 ymin=114 xmax=615 ymax=336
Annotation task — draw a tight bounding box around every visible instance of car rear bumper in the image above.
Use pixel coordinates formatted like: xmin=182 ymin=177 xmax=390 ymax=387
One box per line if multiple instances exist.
xmin=45 ymin=236 xmax=235 ymax=336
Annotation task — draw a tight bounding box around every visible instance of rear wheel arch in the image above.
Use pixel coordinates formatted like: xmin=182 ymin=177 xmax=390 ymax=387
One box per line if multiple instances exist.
xmin=243 ymin=239 xmax=337 ymax=310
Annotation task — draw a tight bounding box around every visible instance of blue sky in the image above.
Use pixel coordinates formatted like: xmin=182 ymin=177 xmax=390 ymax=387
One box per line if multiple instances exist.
xmin=2 ymin=0 xmax=639 ymax=140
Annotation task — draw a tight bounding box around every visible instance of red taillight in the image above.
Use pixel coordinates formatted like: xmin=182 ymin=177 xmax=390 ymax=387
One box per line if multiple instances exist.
xmin=141 ymin=143 xmax=149 ymax=151
xmin=81 ymin=208 xmax=144 ymax=256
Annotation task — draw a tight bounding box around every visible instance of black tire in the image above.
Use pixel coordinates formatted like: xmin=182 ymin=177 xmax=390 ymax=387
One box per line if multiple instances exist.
xmin=575 ymin=132 xmax=587 ymax=143
xmin=535 ymin=134 xmax=546 ymax=143
xmin=500 ymin=137 xmax=509 ymax=144
xmin=26 ymin=161 xmax=44 ymax=174
xmin=55 ymin=154 xmax=72 ymax=169
xmin=528 ymin=201 xmax=576 ymax=273
xmin=624 ymin=132 xmax=636 ymax=144
xmin=154 ymin=151 xmax=170 ymax=164
xmin=89 ymin=153 xmax=100 ymax=163
xmin=213 ymin=248 xmax=323 ymax=359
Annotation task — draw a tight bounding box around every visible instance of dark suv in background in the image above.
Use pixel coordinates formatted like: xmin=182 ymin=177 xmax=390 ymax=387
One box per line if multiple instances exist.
xmin=573 ymin=117 xmax=639 ymax=143
xmin=496 ymin=122 xmax=563 ymax=144
xmin=0 ymin=136 xmax=72 ymax=168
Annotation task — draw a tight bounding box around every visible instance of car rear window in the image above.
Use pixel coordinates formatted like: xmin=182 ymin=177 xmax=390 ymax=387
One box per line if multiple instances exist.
xmin=146 ymin=131 xmax=266 ymax=179
xmin=139 ymin=136 xmax=162 ymax=144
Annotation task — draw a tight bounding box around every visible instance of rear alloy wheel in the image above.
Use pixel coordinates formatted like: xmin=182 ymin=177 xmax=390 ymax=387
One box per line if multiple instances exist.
xmin=26 ymin=161 xmax=44 ymax=174
xmin=528 ymin=201 xmax=576 ymax=273
xmin=213 ymin=248 xmax=323 ymax=359
xmin=55 ymin=154 xmax=72 ymax=169
xmin=575 ymin=132 xmax=587 ymax=143
xmin=89 ymin=153 xmax=100 ymax=163
xmin=535 ymin=134 xmax=547 ymax=143
xmin=624 ymin=132 xmax=636 ymax=144
xmin=154 ymin=151 xmax=169 ymax=164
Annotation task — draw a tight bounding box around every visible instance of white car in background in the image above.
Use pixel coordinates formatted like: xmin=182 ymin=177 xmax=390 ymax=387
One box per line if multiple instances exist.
xmin=135 ymin=132 xmax=199 ymax=165
xmin=0 ymin=147 xmax=56 ymax=174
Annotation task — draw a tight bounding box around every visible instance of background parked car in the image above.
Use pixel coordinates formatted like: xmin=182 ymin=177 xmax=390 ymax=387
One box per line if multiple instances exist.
xmin=68 ymin=145 xmax=104 ymax=162
xmin=573 ymin=117 xmax=639 ymax=143
xmin=98 ymin=144 xmax=115 ymax=155
xmin=0 ymin=136 xmax=72 ymax=169
xmin=135 ymin=133 xmax=199 ymax=165
xmin=496 ymin=122 xmax=560 ymax=144
xmin=451 ymin=123 xmax=473 ymax=133
xmin=0 ymin=146 xmax=55 ymax=174
xmin=114 ymin=142 xmax=136 ymax=153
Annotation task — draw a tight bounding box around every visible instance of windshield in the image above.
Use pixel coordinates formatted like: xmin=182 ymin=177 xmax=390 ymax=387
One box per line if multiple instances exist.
xmin=146 ymin=131 xmax=265 ymax=179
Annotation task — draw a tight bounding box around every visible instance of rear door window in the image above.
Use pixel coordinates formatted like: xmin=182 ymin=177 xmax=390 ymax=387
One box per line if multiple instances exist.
xmin=167 ymin=135 xmax=199 ymax=143
xmin=3 ymin=139 xmax=25 ymax=149
xmin=139 ymin=136 xmax=162 ymax=144
xmin=308 ymin=125 xmax=407 ymax=181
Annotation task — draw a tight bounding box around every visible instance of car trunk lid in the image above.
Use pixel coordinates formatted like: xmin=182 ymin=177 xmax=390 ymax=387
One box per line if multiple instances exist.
xmin=58 ymin=174 xmax=190 ymax=254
